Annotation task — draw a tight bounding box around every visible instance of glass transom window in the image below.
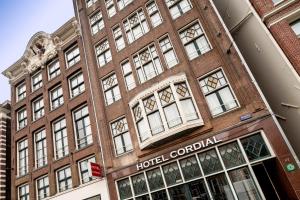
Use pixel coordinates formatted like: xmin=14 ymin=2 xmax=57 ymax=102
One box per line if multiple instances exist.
xmin=179 ymin=21 xmax=211 ymax=60
xmin=130 ymin=75 xmax=202 ymax=149
xmin=199 ymin=69 xmax=238 ymax=116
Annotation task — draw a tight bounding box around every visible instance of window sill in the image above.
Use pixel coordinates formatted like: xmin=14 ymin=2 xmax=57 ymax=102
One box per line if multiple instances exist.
xmin=139 ymin=118 xmax=204 ymax=150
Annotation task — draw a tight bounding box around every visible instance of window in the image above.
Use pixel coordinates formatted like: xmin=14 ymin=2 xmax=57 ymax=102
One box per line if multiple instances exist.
xmin=199 ymin=69 xmax=238 ymax=116
xmin=105 ymin=0 xmax=116 ymax=18
xmin=179 ymin=21 xmax=211 ymax=60
xmin=32 ymin=71 xmax=43 ymax=91
xmin=146 ymin=1 xmax=163 ymax=28
xmin=36 ymin=176 xmax=49 ymax=200
xmin=95 ymin=39 xmax=112 ymax=67
xmin=272 ymin=0 xmax=284 ymax=5
xmin=32 ymin=97 xmax=44 ymax=121
xmin=18 ymin=184 xmax=29 ymax=200
xmin=117 ymin=0 xmax=133 ymax=10
xmin=50 ymin=85 xmax=64 ymax=110
xmin=121 ymin=60 xmax=136 ymax=90
xmin=133 ymin=43 xmax=163 ymax=83
xmin=78 ymin=156 xmax=96 ymax=184
xmin=84 ymin=195 xmax=101 ymax=200
xmin=102 ymin=73 xmax=121 ymax=105
xmin=86 ymin=0 xmax=97 ymax=7
xmin=90 ymin=11 xmax=104 ymax=35
xmin=113 ymin=25 xmax=126 ymax=51
xmin=53 ymin=118 xmax=69 ymax=159
xmin=35 ymin=129 xmax=47 ymax=168
xmin=16 ymin=81 xmax=26 ymax=102
xmin=130 ymin=76 xmax=201 ymax=148
xmin=165 ymin=0 xmax=192 ymax=19
xmin=73 ymin=106 xmax=93 ymax=149
xmin=290 ymin=19 xmax=300 ymax=37
xmin=57 ymin=166 xmax=72 ymax=192
xmin=18 ymin=139 xmax=28 ymax=176
xmin=66 ymin=45 xmax=80 ymax=67
xmin=110 ymin=117 xmax=133 ymax=155
xmin=69 ymin=72 xmax=85 ymax=98
xmin=17 ymin=108 xmax=27 ymax=130
xmin=123 ymin=9 xmax=150 ymax=44
xmin=159 ymin=35 xmax=178 ymax=68
xmin=116 ymin=132 xmax=272 ymax=200
xmin=48 ymin=60 xmax=61 ymax=80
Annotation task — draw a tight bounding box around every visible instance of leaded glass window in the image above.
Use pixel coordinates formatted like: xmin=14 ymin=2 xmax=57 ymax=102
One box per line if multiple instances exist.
xmin=198 ymin=149 xmax=222 ymax=175
xmin=113 ymin=25 xmax=126 ymax=51
xmin=165 ymin=0 xmax=192 ymax=20
xmin=133 ymin=44 xmax=163 ymax=83
xmin=132 ymin=173 xmax=148 ymax=196
xmin=162 ymin=162 xmax=183 ymax=186
xmin=96 ymin=39 xmax=112 ymax=67
xmin=90 ymin=11 xmax=104 ymax=35
xmin=228 ymin=167 xmax=262 ymax=200
xmin=146 ymin=1 xmax=163 ymax=28
xmin=102 ymin=73 xmax=121 ymax=105
xmin=199 ymin=69 xmax=238 ymax=116
xmin=241 ymin=134 xmax=271 ymax=161
xmin=175 ymin=82 xmax=198 ymax=121
xmin=159 ymin=35 xmax=179 ymax=68
xmin=123 ymin=9 xmax=149 ymax=44
xmin=117 ymin=178 xmax=133 ymax=200
xmin=179 ymin=155 xmax=202 ymax=181
xmin=146 ymin=168 xmax=164 ymax=191
xmin=179 ymin=21 xmax=211 ymax=60
xmin=121 ymin=60 xmax=136 ymax=90
xmin=219 ymin=142 xmax=245 ymax=169
xmin=143 ymin=95 xmax=164 ymax=135
xmin=111 ymin=117 xmax=133 ymax=155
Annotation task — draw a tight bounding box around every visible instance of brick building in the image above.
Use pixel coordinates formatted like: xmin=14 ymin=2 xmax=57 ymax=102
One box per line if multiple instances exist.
xmin=2 ymin=0 xmax=300 ymax=199
xmin=0 ymin=101 xmax=10 ymax=200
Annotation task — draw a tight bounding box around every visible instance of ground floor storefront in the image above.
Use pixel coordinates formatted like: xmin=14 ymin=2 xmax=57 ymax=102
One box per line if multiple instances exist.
xmin=108 ymin=117 xmax=300 ymax=200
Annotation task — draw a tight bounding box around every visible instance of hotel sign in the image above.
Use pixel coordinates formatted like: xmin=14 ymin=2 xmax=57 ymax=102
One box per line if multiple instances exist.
xmin=136 ymin=136 xmax=222 ymax=170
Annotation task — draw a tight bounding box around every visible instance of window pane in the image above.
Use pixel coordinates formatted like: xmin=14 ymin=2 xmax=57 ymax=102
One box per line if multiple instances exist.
xmin=198 ymin=149 xmax=223 ymax=175
xmin=179 ymin=156 xmax=202 ymax=181
xmin=118 ymin=178 xmax=132 ymax=199
xmin=241 ymin=134 xmax=271 ymax=161
xmin=162 ymin=162 xmax=182 ymax=186
xmin=151 ymin=189 xmax=168 ymax=200
xmin=180 ymin=99 xmax=198 ymax=121
xmin=146 ymin=168 xmax=164 ymax=191
xmin=164 ymin=103 xmax=182 ymax=128
xmin=228 ymin=167 xmax=262 ymax=200
xmin=219 ymin=142 xmax=246 ymax=168
xmin=132 ymin=173 xmax=148 ymax=195
xmin=207 ymin=173 xmax=235 ymax=200
xmin=148 ymin=111 xmax=164 ymax=135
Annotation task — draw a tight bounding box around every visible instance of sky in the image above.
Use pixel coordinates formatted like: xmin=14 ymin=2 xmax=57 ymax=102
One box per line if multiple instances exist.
xmin=0 ymin=0 xmax=74 ymax=103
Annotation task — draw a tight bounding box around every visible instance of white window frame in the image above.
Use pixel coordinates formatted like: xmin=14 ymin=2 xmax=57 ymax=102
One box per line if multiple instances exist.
xmin=49 ymin=85 xmax=64 ymax=110
xmin=17 ymin=107 xmax=27 ymax=131
xmin=146 ymin=0 xmax=163 ymax=28
xmin=16 ymin=81 xmax=26 ymax=102
xmin=34 ymin=128 xmax=47 ymax=169
xmin=104 ymin=0 xmax=116 ymax=18
xmin=129 ymin=74 xmax=203 ymax=149
xmin=89 ymin=10 xmax=105 ymax=35
xmin=78 ymin=155 xmax=96 ymax=184
xmin=47 ymin=59 xmax=61 ymax=80
xmin=18 ymin=183 xmax=29 ymax=200
xmin=101 ymin=72 xmax=122 ymax=106
xmin=178 ymin=20 xmax=212 ymax=60
xmin=121 ymin=59 xmax=136 ymax=91
xmin=72 ymin=105 xmax=93 ymax=149
xmin=123 ymin=8 xmax=150 ymax=44
xmin=32 ymin=97 xmax=45 ymax=121
xmin=112 ymin=24 xmax=126 ymax=51
xmin=36 ymin=175 xmax=50 ymax=200
xmin=158 ymin=34 xmax=179 ymax=68
xmin=272 ymin=0 xmax=284 ymax=5
xmin=117 ymin=0 xmax=133 ymax=10
xmin=17 ymin=139 xmax=28 ymax=177
xmin=65 ymin=45 xmax=80 ymax=68
xmin=52 ymin=117 xmax=69 ymax=160
xmin=290 ymin=18 xmax=300 ymax=38
xmin=110 ymin=116 xmax=133 ymax=156
xmin=31 ymin=70 xmax=43 ymax=91
xmin=198 ymin=68 xmax=240 ymax=117
xmin=86 ymin=0 xmax=97 ymax=8
xmin=95 ymin=39 xmax=112 ymax=67
xmin=56 ymin=166 xmax=72 ymax=193
xmin=165 ymin=0 xmax=193 ymax=20
xmin=68 ymin=71 xmax=85 ymax=98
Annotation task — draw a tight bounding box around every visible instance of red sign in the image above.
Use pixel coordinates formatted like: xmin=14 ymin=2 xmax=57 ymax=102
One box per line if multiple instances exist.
xmin=90 ymin=162 xmax=102 ymax=178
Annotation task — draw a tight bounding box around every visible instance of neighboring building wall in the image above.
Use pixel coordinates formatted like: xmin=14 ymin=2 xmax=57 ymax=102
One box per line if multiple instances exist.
xmin=0 ymin=102 xmax=11 ymax=200
xmin=212 ymin=0 xmax=300 ymax=165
